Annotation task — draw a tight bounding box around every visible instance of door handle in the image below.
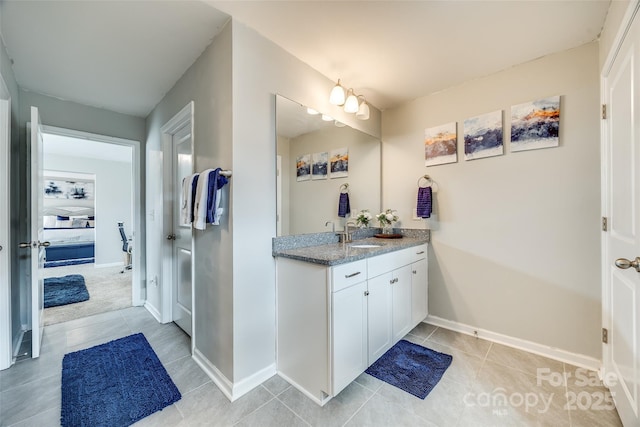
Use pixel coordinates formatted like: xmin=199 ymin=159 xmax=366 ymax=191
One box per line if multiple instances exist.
xmin=615 ymin=257 xmax=640 ymax=272
xmin=166 ymin=234 xmax=176 ymax=241
xmin=39 ymin=241 xmax=51 ymax=248
xmin=19 ymin=242 xmax=33 ymax=248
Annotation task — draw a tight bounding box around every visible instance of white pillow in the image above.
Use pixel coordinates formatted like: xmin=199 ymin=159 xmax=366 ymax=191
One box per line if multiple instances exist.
xmin=71 ymin=218 xmax=88 ymax=228
xmin=43 ymin=216 xmax=56 ymax=228
xmin=55 ymin=220 xmax=73 ymax=228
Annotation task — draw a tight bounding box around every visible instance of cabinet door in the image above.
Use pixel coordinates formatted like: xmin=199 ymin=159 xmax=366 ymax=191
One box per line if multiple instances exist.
xmin=367 ymin=273 xmax=393 ymax=364
xmin=411 ymin=259 xmax=428 ymax=326
xmin=392 ymin=265 xmax=413 ymax=342
xmin=332 ymin=281 xmax=368 ymax=395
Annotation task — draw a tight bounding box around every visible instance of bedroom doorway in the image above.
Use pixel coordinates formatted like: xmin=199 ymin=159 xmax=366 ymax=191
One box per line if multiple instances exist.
xmin=39 ymin=126 xmax=142 ymax=326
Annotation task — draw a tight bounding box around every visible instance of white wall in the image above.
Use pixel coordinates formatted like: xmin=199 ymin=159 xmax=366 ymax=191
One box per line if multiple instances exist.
xmin=382 ymin=42 xmax=601 ymax=359
xmin=231 ymin=19 xmax=381 ymax=383
xmin=44 ymin=154 xmax=133 ymax=266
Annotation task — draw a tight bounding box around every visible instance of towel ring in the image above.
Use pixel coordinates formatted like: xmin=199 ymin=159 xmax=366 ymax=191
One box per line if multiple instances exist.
xmin=340 ymin=183 xmax=349 ymax=193
xmin=418 ymin=175 xmax=432 ymax=188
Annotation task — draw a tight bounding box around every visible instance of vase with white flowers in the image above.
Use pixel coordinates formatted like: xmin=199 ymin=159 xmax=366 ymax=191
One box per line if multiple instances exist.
xmin=376 ymin=209 xmax=399 ymax=234
xmin=355 ymin=209 xmax=373 ymax=228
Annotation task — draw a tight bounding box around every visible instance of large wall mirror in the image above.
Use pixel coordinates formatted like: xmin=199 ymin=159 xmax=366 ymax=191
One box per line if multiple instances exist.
xmin=276 ymin=95 xmax=381 ymax=236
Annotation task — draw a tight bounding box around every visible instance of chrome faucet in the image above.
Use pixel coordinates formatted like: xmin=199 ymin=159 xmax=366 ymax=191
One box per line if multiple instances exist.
xmin=325 ymin=221 xmax=335 ymax=232
xmin=340 ymin=220 xmax=357 ymax=243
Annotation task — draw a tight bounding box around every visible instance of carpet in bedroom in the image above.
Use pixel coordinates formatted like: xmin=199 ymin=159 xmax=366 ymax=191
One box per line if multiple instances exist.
xmin=43 ymin=264 xmax=131 ymax=326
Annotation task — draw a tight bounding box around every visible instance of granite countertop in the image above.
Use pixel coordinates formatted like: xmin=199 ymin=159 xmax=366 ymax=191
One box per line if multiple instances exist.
xmin=272 ymin=236 xmax=428 ymax=266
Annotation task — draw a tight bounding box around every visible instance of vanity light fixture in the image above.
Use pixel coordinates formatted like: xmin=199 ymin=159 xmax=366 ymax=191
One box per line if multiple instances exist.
xmin=321 ymin=114 xmax=334 ymax=122
xmin=329 ymin=79 xmax=346 ymax=106
xmin=356 ymin=96 xmax=370 ymax=121
xmin=307 ymin=107 xmax=319 ymax=115
xmin=344 ymin=89 xmax=359 ymax=113
xmin=329 ymin=78 xmax=370 ymax=120
xmin=334 ymin=120 xmax=346 ymax=127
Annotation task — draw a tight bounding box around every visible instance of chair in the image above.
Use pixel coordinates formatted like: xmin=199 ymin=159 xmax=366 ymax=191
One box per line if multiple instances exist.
xmin=118 ymin=222 xmax=133 ymax=273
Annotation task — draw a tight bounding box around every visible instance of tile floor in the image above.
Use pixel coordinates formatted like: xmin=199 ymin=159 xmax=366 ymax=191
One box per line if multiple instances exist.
xmin=0 ymin=307 xmax=622 ymax=426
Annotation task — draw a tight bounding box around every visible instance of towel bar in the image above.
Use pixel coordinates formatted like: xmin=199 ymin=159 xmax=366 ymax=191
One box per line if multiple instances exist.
xmin=418 ymin=175 xmax=432 ymax=187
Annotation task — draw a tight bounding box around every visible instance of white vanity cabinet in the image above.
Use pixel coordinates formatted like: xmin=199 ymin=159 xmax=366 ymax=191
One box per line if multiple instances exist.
xmin=276 ymin=243 xmax=428 ymax=406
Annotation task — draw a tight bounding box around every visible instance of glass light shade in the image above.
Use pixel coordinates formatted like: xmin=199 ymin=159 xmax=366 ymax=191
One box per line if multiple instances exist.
xmin=334 ymin=120 xmax=346 ymax=127
xmin=307 ymin=108 xmax=319 ymax=115
xmin=321 ymin=114 xmax=333 ymax=121
xmin=329 ymin=81 xmax=345 ymax=106
xmin=344 ymin=90 xmax=359 ymax=113
xmin=356 ymin=100 xmax=370 ymax=120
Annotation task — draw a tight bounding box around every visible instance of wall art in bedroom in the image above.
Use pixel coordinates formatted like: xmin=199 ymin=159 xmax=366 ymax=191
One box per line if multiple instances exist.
xmin=424 ymin=122 xmax=457 ymax=167
xmin=330 ymin=147 xmax=349 ymax=179
xmin=296 ymin=154 xmax=311 ymax=182
xmin=44 ymin=178 xmax=94 ymax=200
xmin=311 ymin=152 xmax=328 ymax=180
xmin=510 ymin=96 xmax=560 ymax=152
xmin=463 ymin=110 xmax=504 ymax=161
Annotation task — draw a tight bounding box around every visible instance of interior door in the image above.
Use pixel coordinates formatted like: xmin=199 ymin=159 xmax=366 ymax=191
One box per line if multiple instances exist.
xmin=604 ymin=4 xmax=640 ymax=424
xmin=27 ymin=106 xmax=45 ymax=358
xmin=171 ymin=123 xmax=193 ymax=336
xmin=0 ymin=91 xmax=11 ymax=369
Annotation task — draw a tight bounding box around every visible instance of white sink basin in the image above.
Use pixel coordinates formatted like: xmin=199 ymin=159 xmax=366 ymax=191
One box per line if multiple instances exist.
xmin=350 ymin=244 xmax=381 ymax=248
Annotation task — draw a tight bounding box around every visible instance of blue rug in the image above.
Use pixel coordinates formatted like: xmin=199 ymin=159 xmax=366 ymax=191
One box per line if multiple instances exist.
xmin=61 ymin=333 xmax=181 ymax=427
xmin=44 ymin=275 xmax=89 ymax=308
xmin=365 ymin=340 xmax=452 ymax=399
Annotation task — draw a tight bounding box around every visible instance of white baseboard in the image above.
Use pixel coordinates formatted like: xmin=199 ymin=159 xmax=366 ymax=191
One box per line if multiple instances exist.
xmin=192 ymin=348 xmax=276 ymax=402
xmin=143 ymin=302 xmax=162 ymax=323
xmin=277 ymin=371 xmax=331 ymax=406
xmin=425 ymin=315 xmax=601 ymax=371
xmin=193 ymin=348 xmax=234 ymax=401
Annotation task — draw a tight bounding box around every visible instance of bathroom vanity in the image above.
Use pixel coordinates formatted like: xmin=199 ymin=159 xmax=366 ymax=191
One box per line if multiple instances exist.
xmin=273 ymin=235 xmax=428 ymax=406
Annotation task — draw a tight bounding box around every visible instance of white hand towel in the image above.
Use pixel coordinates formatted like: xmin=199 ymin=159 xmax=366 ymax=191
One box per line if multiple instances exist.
xmin=193 ymin=169 xmax=214 ymax=230
xmin=180 ymin=173 xmax=198 ymax=226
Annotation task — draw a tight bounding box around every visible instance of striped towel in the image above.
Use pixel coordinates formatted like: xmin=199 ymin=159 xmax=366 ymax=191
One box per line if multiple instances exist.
xmin=417 ymin=187 xmax=432 ymax=218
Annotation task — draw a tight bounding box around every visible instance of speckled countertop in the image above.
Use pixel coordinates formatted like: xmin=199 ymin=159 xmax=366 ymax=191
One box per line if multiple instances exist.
xmin=272 ymin=233 xmax=429 ymax=266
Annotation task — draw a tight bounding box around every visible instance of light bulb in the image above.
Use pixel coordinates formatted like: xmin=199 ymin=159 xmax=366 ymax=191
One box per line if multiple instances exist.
xmin=307 ymin=108 xmax=319 ymax=115
xmin=334 ymin=121 xmax=346 ymax=127
xmin=329 ymin=80 xmax=345 ymax=106
xmin=344 ymin=89 xmax=359 ymax=113
xmin=356 ymin=100 xmax=370 ymax=120
xmin=321 ymin=114 xmax=333 ymax=121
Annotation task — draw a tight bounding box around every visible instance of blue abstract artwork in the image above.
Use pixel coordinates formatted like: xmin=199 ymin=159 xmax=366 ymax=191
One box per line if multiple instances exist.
xmin=463 ymin=110 xmax=504 ymax=161
xmin=511 ymin=96 xmax=560 ymax=152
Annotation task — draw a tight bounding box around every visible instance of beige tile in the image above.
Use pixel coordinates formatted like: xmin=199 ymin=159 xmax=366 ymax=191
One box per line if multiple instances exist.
xmin=164 ymin=355 xmax=211 ymax=395
xmin=427 ymin=328 xmax=492 ymax=359
xmin=345 ymin=393 xmax=435 ymax=426
xmin=8 ymin=407 xmax=60 ymax=427
xmin=262 ymin=375 xmax=291 ymax=396
xmin=177 ymin=382 xmax=274 ymax=426
xmin=565 ymin=383 xmax=622 ymax=427
xmin=376 ymin=376 xmax=468 ymax=426
xmin=408 ymin=323 xmax=437 ymax=340
xmin=277 ymin=380 xmax=373 ymax=427
xmin=234 ymin=398 xmax=308 ymax=427
xmin=64 ymin=316 xmax=131 ymax=348
xmin=0 ymin=373 xmax=61 ymax=426
xmin=133 ymin=404 xmax=184 ymax=427
xmin=353 ymin=372 xmax=385 ymax=392
xmin=486 ymin=343 xmax=564 ymax=378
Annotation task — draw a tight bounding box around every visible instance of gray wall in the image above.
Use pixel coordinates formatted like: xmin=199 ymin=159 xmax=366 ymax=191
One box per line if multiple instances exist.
xmin=382 ymin=42 xmax=601 ymax=358
xmin=44 ymin=154 xmax=133 ymax=266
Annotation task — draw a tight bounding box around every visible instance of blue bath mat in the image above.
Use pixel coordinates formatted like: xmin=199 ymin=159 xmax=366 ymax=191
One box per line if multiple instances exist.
xmin=61 ymin=333 xmax=181 ymax=427
xmin=44 ymin=274 xmax=89 ymax=308
xmin=365 ymin=340 xmax=452 ymax=399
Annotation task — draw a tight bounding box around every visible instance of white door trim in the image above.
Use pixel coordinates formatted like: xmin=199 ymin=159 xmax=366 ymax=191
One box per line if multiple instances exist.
xmin=159 ymin=102 xmax=194 ymax=341
xmin=41 ymin=125 xmax=144 ymax=306
xmin=0 ymin=75 xmax=12 ymax=370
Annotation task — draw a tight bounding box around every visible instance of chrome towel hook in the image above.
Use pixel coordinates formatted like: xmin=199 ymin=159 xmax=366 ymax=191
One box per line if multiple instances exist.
xmin=339 ymin=183 xmax=349 ymax=193
xmin=418 ymin=175 xmax=432 ymax=188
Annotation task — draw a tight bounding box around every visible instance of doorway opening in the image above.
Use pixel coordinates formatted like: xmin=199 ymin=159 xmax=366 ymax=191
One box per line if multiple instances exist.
xmin=32 ymin=127 xmax=142 ymax=333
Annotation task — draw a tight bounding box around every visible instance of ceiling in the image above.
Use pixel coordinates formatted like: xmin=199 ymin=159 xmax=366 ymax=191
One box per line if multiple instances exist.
xmin=0 ymin=1 xmax=611 ymax=117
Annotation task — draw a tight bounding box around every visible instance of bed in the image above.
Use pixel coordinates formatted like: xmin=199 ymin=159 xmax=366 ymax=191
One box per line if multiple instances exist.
xmin=43 ymin=208 xmax=96 ymax=268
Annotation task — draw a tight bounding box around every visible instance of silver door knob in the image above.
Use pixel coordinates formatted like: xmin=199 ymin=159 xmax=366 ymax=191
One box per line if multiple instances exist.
xmin=615 ymin=257 xmax=640 ymax=272
xmin=19 ymin=242 xmax=32 ymax=248
xmin=39 ymin=241 xmax=51 ymax=248
xmin=166 ymin=234 xmax=176 ymax=241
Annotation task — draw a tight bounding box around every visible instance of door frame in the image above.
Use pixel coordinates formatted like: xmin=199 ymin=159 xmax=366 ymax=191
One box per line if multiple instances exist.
xmin=600 ymin=0 xmax=640 ymax=413
xmin=41 ymin=125 xmax=144 ymax=306
xmin=0 ymin=75 xmax=12 ymax=370
xmin=159 ymin=102 xmax=195 ymax=340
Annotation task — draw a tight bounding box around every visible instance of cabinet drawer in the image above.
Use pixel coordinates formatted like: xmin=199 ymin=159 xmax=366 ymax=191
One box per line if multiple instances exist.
xmin=410 ymin=244 xmax=428 ymax=263
xmin=332 ymin=260 xmax=367 ymax=292
xmin=368 ymin=248 xmax=414 ymax=278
